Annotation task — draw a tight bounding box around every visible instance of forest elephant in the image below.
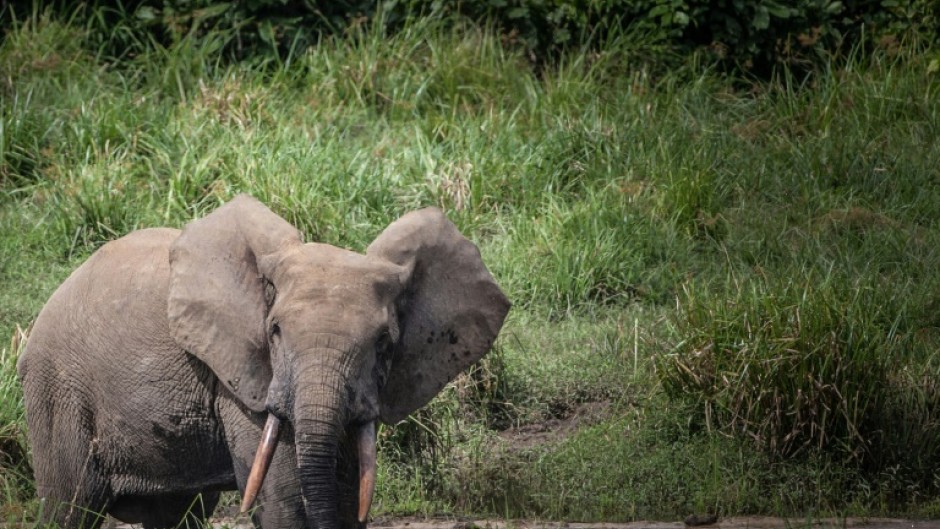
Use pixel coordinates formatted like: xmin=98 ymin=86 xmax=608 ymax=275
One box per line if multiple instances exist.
xmin=17 ymin=195 xmax=510 ymax=529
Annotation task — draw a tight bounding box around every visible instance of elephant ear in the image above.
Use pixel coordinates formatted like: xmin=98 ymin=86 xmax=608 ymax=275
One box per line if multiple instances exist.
xmin=168 ymin=195 xmax=302 ymax=412
xmin=367 ymin=208 xmax=510 ymax=424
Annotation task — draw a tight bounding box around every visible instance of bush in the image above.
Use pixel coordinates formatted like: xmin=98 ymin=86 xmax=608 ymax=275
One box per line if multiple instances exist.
xmin=471 ymin=0 xmax=939 ymax=73
xmin=657 ymin=271 xmax=940 ymax=482
xmin=5 ymin=0 xmax=935 ymax=74
xmin=642 ymin=0 xmax=938 ymax=72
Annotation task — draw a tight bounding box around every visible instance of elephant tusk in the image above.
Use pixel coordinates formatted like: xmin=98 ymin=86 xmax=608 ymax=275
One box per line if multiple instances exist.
xmin=240 ymin=414 xmax=281 ymax=514
xmin=357 ymin=421 xmax=377 ymax=524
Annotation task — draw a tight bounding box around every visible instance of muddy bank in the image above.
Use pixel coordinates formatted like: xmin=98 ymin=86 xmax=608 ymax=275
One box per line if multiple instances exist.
xmin=102 ymin=516 xmax=940 ymax=529
xmin=370 ymin=517 xmax=937 ymax=529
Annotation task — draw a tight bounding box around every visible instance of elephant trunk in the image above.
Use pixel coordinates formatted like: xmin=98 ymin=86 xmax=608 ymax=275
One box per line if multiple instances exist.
xmin=294 ymin=365 xmax=346 ymax=529
xmin=295 ymin=434 xmax=340 ymax=529
xmin=241 ymin=341 xmax=379 ymax=528
xmin=295 ymin=340 xmax=382 ymax=529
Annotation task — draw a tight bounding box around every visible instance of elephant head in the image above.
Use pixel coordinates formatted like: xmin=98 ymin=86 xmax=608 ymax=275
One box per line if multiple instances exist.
xmin=165 ymin=195 xmax=510 ymax=528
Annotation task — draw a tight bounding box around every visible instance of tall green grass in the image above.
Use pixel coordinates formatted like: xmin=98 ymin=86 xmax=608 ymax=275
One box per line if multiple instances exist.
xmin=1 ymin=327 xmax=31 ymax=520
xmin=1 ymin=6 xmax=939 ymax=522
xmin=659 ymin=272 xmax=935 ymax=458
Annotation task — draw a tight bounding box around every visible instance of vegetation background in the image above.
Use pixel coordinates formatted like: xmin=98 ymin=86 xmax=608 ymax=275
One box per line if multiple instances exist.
xmin=1 ymin=0 xmax=939 ymax=524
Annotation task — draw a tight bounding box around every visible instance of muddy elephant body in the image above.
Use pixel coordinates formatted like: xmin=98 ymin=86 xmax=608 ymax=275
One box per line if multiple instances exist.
xmin=18 ymin=196 xmax=509 ymax=529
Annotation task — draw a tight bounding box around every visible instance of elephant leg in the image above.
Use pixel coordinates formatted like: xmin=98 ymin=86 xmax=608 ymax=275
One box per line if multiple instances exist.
xmin=110 ymin=491 xmax=220 ymax=529
xmin=28 ymin=401 xmax=111 ymax=529
xmin=34 ymin=457 xmax=111 ymax=529
xmin=138 ymin=492 xmax=220 ymax=529
xmin=34 ymin=483 xmax=110 ymax=529
xmin=253 ymin=425 xmax=306 ymax=529
xmin=219 ymin=395 xmax=305 ymax=528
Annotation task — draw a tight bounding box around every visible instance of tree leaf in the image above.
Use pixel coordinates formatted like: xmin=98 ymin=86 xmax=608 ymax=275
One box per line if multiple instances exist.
xmin=649 ymin=4 xmax=671 ymax=18
xmin=766 ymin=2 xmax=794 ymax=18
xmin=135 ymin=6 xmax=157 ymax=22
xmin=258 ymin=19 xmax=276 ymax=47
xmin=928 ymin=57 xmax=940 ymax=75
xmin=753 ymin=6 xmax=770 ymax=30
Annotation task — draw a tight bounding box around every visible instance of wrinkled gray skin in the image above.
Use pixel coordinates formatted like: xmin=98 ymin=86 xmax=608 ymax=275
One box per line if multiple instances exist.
xmin=17 ymin=195 xmax=510 ymax=529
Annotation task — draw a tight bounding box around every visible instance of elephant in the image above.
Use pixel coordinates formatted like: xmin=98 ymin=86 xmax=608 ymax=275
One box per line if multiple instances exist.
xmin=17 ymin=195 xmax=510 ymax=529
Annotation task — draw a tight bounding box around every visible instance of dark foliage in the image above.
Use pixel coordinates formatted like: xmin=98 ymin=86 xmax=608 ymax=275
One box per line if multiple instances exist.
xmin=2 ymin=0 xmax=935 ymax=74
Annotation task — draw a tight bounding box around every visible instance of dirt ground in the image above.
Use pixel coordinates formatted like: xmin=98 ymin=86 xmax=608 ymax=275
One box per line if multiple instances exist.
xmin=369 ymin=517 xmax=940 ymax=529
xmin=103 ymin=517 xmax=940 ymax=529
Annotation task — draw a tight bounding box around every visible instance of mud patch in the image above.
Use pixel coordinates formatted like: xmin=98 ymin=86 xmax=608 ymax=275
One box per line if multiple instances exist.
xmin=497 ymin=401 xmax=612 ymax=450
xmin=369 ymin=517 xmax=940 ymax=529
xmin=107 ymin=516 xmax=940 ymax=529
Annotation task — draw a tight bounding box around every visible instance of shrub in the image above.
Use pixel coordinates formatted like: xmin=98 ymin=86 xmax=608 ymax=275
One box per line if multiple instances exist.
xmin=6 ymin=1 xmax=935 ymax=74
xmin=641 ymin=0 xmax=939 ymax=72
xmin=657 ymin=271 xmax=940 ymax=481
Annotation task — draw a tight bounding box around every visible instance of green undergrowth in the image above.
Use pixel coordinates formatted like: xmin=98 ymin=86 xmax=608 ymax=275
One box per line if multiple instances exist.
xmin=2 ymin=7 xmax=940 ymax=523
xmin=439 ymin=400 xmax=880 ymax=520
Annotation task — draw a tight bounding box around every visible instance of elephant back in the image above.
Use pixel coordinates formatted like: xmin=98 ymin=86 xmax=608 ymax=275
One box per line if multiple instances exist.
xmin=19 ymin=228 xmax=183 ymax=405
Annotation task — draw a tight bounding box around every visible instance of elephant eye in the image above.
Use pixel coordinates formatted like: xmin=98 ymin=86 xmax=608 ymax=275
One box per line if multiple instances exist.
xmin=270 ymin=322 xmax=281 ymax=336
xmin=374 ymin=329 xmax=393 ymax=389
xmin=375 ymin=329 xmax=391 ymax=352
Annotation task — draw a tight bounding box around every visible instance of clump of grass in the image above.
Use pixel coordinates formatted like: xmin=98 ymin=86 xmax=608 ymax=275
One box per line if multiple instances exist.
xmin=0 ymin=13 xmax=91 ymax=188
xmin=658 ymin=271 xmax=940 ymax=484
xmin=494 ymin=190 xmax=688 ymax=311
